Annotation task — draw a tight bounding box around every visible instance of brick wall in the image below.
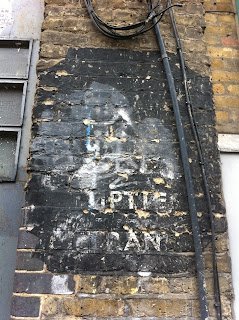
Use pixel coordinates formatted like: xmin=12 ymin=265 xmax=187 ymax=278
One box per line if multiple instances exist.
xmin=11 ymin=0 xmax=235 ymax=319
xmin=203 ymin=0 xmax=239 ymax=133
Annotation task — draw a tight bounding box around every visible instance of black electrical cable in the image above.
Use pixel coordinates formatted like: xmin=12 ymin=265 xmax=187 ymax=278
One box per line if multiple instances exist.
xmin=84 ymin=0 xmax=182 ymax=39
xmin=167 ymin=1 xmax=222 ymax=319
xmin=84 ymin=1 xmax=212 ymax=318
xmin=146 ymin=1 xmax=209 ymax=318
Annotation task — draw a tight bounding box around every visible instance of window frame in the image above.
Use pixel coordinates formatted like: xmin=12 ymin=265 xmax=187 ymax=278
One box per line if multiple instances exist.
xmin=0 ymin=38 xmax=32 ymax=181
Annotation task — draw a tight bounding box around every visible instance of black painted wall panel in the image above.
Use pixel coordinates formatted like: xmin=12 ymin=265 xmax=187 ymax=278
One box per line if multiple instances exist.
xmin=26 ymin=48 xmax=224 ymax=274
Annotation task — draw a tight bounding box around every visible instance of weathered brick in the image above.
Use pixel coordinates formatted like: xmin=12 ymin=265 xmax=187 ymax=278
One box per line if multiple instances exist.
xmin=45 ymin=0 xmax=79 ymax=5
xmin=175 ymin=14 xmax=205 ymax=28
xmin=204 ymin=13 xmax=217 ymax=23
xmin=109 ymin=277 xmax=137 ymax=295
xmin=140 ymin=277 xmax=170 ymax=294
xmin=229 ymin=109 xmax=239 ymax=122
xmin=42 ymin=17 xmax=64 ymax=30
xmin=216 ymin=111 xmax=229 ymax=122
xmin=15 ymin=251 xmax=44 ymax=271
xmin=216 ymin=232 xmax=230 ymax=252
xmin=205 ymin=274 xmax=232 ymax=295
xmin=217 ymin=121 xmax=239 ymax=134
xmin=45 ymin=5 xmax=86 ymax=17
xmin=41 ymin=296 xmax=62 ymax=316
xmin=170 ymin=277 xmax=197 ymax=294
xmin=75 ymin=275 xmax=170 ymax=295
xmin=11 ymin=296 xmax=40 ymax=317
xmin=40 ymin=43 xmax=68 ymax=59
xmin=127 ymin=299 xmax=188 ymax=317
xmin=203 ymin=3 xmax=234 ymax=12
xmin=62 ymin=17 xmax=89 ymax=32
xmin=218 ymin=14 xmax=236 ymax=24
xmin=14 ymin=273 xmax=75 ymax=294
xmin=221 ymin=296 xmax=233 ymax=318
xmin=204 ymin=33 xmax=221 ymax=45
xmin=207 ymin=46 xmax=239 ymax=58
xmin=17 ymin=230 xmax=39 ymax=249
xmin=212 ymin=71 xmax=239 ymax=82
xmin=37 ymin=58 xmax=64 ymax=70
xmin=192 ymin=296 xmax=232 ymax=318
xmin=228 ymin=84 xmax=239 ymax=95
xmin=204 ymin=252 xmax=231 ymax=273
xmin=62 ymin=298 xmax=125 ymax=317
xmin=181 ymin=39 xmax=207 ymax=54
xmin=76 ymin=275 xmax=101 ymax=294
xmin=206 ymin=25 xmax=236 ymax=35
xmin=210 ymin=58 xmax=224 ymax=69
xmin=205 ymin=232 xmax=229 ymax=252
xmin=223 ymin=58 xmax=239 ymax=70
xmin=99 ymin=276 xmax=139 ymax=295
xmin=213 ymin=83 xmax=225 ymax=94
xmin=41 ymin=30 xmax=88 ymax=46
xmin=214 ymin=96 xmax=239 ymax=108
xmin=222 ymin=36 xmax=239 ymax=47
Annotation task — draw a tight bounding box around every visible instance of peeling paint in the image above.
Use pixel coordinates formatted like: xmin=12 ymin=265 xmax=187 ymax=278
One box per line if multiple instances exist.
xmin=26 ymin=48 xmax=223 ymax=274
xmin=136 ymin=209 xmax=150 ymax=219
xmin=56 ymin=70 xmax=73 ymax=76
xmin=153 ymin=177 xmax=165 ymax=185
xmin=42 ymin=99 xmax=54 ymax=105
xmin=51 ymin=275 xmax=74 ymax=295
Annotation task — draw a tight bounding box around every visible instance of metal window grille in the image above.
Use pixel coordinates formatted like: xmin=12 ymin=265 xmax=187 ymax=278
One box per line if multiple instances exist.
xmin=0 ymin=39 xmax=32 ymax=181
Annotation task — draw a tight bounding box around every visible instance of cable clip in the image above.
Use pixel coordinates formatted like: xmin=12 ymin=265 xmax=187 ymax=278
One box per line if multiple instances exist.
xmin=146 ymin=13 xmax=155 ymax=23
xmin=161 ymin=53 xmax=168 ymax=60
xmin=214 ymin=302 xmax=221 ymax=307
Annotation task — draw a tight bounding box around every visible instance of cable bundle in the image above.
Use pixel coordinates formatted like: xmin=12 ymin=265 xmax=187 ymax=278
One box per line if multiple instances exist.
xmin=84 ymin=0 xmax=182 ymax=39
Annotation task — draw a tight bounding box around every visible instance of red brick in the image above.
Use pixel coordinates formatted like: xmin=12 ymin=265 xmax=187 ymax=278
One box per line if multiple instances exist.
xmin=222 ymin=36 xmax=239 ymax=47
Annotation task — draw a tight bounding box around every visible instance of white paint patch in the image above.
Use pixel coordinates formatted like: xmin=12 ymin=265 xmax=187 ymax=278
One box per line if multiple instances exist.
xmin=71 ymin=158 xmax=111 ymax=190
xmin=218 ymin=133 xmax=239 ymax=152
xmin=110 ymin=232 xmax=120 ymax=240
xmin=138 ymin=272 xmax=151 ymax=277
xmin=109 ymin=177 xmax=137 ymax=190
xmin=51 ymin=275 xmax=74 ymax=295
xmin=86 ymin=139 xmax=100 ymax=155
xmin=124 ymin=229 xmax=141 ymax=251
xmin=41 ymin=175 xmax=58 ymax=191
xmin=76 ymin=234 xmax=89 ymax=248
xmin=52 ymin=220 xmax=75 ymax=243
xmin=161 ymin=159 xmax=175 ymax=180
xmin=23 ymin=204 xmax=35 ymax=211
xmin=117 ymin=108 xmax=132 ymax=125
xmin=143 ymin=232 xmax=161 ymax=251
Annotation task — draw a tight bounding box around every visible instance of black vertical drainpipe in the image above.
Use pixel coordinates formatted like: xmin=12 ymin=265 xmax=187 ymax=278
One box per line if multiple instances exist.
xmin=167 ymin=2 xmax=222 ymax=318
xmin=147 ymin=1 xmax=209 ymax=319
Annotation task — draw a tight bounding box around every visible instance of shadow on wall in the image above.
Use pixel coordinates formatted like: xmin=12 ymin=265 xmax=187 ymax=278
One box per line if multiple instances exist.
xmin=0 ymin=0 xmax=44 ymax=39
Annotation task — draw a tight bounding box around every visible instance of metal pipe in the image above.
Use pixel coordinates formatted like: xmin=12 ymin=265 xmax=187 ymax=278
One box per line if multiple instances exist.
xmin=147 ymin=1 xmax=209 ymax=318
xmin=167 ymin=2 xmax=222 ymax=318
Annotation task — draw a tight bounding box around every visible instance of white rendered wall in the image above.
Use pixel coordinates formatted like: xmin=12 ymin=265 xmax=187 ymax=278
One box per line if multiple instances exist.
xmin=221 ymin=153 xmax=239 ymax=320
xmin=0 ymin=0 xmax=44 ymax=38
